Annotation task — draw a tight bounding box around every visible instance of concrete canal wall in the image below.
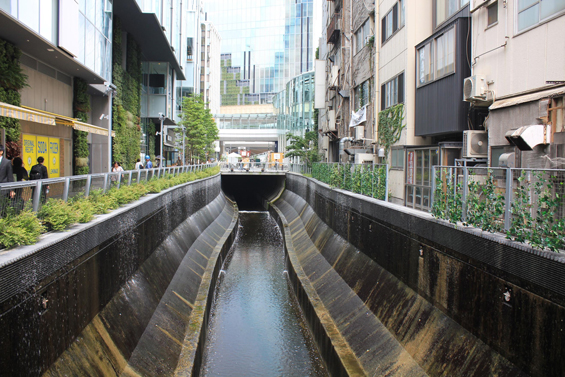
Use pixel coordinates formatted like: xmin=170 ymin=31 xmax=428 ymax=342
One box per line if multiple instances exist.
xmin=0 ymin=174 xmax=238 ymax=376
xmin=274 ymin=173 xmax=565 ymax=377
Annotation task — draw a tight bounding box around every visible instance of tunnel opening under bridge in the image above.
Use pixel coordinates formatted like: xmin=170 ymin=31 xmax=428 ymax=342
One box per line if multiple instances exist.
xmin=221 ymin=174 xmax=285 ymax=211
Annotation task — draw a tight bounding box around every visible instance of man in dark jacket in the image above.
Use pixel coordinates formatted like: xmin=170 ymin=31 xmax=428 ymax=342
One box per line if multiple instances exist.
xmin=30 ymin=156 xmax=49 ymax=204
xmin=0 ymin=144 xmax=15 ymax=216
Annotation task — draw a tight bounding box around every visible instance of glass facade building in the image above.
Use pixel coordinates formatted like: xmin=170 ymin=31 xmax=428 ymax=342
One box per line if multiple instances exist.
xmin=273 ymin=71 xmax=315 ymax=136
xmin=206 ymin=0 xmax=315 ymax=107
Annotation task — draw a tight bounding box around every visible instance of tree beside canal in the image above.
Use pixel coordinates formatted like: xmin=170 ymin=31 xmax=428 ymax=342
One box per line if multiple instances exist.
xmin=178 ymin=95 xmax=219 ymax=163
xmin=285 ymin=130 xmax=321 ymax=168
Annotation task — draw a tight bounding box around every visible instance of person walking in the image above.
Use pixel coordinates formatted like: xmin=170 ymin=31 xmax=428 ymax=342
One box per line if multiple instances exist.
xmin=111 ymin=162 xmax=124 ymax=184
xmin=12 ymin=157 xmax=28 ymax=181
xmin=30 ymin=156 xmax=49 ymax=204
xmin=145 ymin=155 xmax=153 ymax=169
xmin=135 ymin=158 xmax=143 ymax=169
xmin=0 ymin=145 xmax=15 ymax=216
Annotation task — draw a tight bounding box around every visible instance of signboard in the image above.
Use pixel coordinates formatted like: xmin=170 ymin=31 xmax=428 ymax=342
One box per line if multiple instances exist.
xmin=245 ymin=93 xmax=260 ymax=102
xmin=407 ymin=151 xmax=415 ymax=185
xmin=22 ymin=134 xmax=61 ymax=177
xmin=48 ymin=138 xmax=60 ymax=177
xmin=22 ymin=134 xmax=37 ymax=171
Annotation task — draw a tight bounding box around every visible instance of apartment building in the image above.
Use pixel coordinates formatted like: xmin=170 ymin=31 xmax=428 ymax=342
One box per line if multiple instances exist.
xmin=0 ymin=0 xmax=114 ymax=174
xmin=470 ymin=0 xmax=565 ymax=169
xmin=200 ymin=20 xmax=221 ymax=116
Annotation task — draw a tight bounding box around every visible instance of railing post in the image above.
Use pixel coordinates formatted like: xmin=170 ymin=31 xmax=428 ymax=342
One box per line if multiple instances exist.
xmin=504 ymin=168 xmax=513 ymax=231
xmin=462 ymin=167 xmax=469 ymax=223
xmin=85 ymin=175 xmax=92 ymax=197
xmin=128 ymin=171 xmax=133 ymax=186
xmin=62 ymin=177 xmax=70 ymax=202
xmin=385 ymin=164 xmax=389 ymax=202
xmin=137 ymin=170 xmax=142 ymax=184
xmin=431 ymin=166 xmax=436 ymax=208
xmin=32 ymin=181 xmax=42 ymax=212
xmin=103 ymin=174 xmax=109 ymax=193
xmin=117 ymin=172 xmax=122 ymax=189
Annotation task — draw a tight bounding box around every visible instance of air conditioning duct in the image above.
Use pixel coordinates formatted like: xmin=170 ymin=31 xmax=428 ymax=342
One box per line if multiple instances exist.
xmin=505 ymin=125 xmax=551 ymax=151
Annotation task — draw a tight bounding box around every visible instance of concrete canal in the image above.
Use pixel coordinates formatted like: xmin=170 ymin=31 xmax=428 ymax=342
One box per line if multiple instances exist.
xmin=200 ymin=212 xmax=327 ymax=376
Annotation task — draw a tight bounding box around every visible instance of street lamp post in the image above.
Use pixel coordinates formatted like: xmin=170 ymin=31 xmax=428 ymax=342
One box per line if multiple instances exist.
xmin=158 ymin=113 xmax=165 ymax=167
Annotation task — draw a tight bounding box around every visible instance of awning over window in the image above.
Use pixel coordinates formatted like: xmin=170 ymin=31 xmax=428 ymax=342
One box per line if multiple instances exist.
xmin=0 ymin=102 xmax=56 ymax=126
xmin=74 ymin=121 xmax=115 ymax=137
xmin=19 ymin=105 xmax=115 ymax=137
xmin=490 ymin=86 xmax=565 ymax=110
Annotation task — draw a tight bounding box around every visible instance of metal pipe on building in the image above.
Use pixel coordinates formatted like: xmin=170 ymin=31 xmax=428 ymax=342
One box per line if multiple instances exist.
xmin=339 ymin=137 xmax=353 ymax=156
xmin=374 ymin=2 xmax=380 ymax=157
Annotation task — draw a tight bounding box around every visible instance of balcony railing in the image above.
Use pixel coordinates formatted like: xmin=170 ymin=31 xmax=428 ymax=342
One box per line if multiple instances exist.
xmin=327 ymin=12 xmax=341 ymax=44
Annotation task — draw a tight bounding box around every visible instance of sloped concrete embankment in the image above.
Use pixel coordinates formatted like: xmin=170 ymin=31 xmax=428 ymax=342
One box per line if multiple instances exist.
xmin=0 ymin=174 xmax=237 ymax=376
xmin=44 ymin=193 xmax=238 ymax=376
xmin=270 ymin=187 xmax=527 ymax=376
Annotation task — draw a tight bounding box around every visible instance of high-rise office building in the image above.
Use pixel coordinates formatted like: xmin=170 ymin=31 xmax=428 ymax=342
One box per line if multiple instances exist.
xmin=206 ymin=0 xmax=315 ymax=108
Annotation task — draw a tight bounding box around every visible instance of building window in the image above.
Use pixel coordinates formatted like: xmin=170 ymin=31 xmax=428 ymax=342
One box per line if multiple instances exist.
xmin=417 ymin=26 xmax=455 ymax=86
xmin=391 ymin=148 xmax=404 ymax=169
xmin=382 ymin=1 xmax=404 ymax=43
xmin=435 ymin=27 xmax=455 ymax=78
xmin=517 ymin=0 xmax=565 ymax=32
xmin=418 ymin=42 xmax=433 ymax=86
xmin=355 ymin=19 xmax=371 ymax=54
xmin=381 ymin=72 xmax=404 ymax=110
xmin=487 ymin=2 xmax=498 ymax=27
xmin=435 ymin=0 xmax=470 ymax=28
xmin=355 ymin=79 xmax=372 ymax=111
xmin=187 ymin=37 xmax=193 ymax=61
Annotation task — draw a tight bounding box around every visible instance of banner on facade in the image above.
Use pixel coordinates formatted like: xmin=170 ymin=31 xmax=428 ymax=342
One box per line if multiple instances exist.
xmin=349 ymin=105 xmax=367 ymax=127
xmin=22 ymin=134 xmax=37 ymax=171
xmin=48 ymin=138 xmax=60 ymax=177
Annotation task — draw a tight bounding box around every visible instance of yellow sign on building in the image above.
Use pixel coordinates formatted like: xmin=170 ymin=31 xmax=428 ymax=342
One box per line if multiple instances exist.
xmin=22 ymin=135 xmax=61 ymax=178
xmin=22 ymin=134 xmax=37 ymax=171
xmin=48 ymin=138 xmax=60 ymax=178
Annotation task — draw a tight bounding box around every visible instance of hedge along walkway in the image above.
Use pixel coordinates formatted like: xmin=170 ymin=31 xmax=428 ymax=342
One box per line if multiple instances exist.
xmin=0 ymin=166 xmax=220 ymax=250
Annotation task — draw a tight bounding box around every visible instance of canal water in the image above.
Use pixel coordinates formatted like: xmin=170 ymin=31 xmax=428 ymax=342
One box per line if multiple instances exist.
xmin=200 ymin=212 xmax=328 ymax=377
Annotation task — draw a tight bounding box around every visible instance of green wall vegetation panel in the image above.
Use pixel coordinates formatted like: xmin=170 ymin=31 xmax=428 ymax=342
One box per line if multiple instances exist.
xmin=43 ymin=194 xmax=238 ymax=377
xmin=271 ymin=189 xmax=525 ymax=377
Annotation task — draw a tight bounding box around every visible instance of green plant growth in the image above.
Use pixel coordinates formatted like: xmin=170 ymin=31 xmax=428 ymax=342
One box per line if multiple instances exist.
xmin=431 ymin=168 xmax=462 ymax=224
xmin=0 ymin=38 xmax=28 ymax=142
xmin=0 ymin=209 xmax=45 ymax=248
xmin=378 ymin=104 xmax=405 ymax=158
xmin=285 ymin=130 xmax=321 ymax=168
xmin=38 ymin=199 xmax=79 ymax=231
xmin=178 ymin=95 xmax=219 ymax=163
xmin=311 ymin=163 xmax=387 ymax=201
xmin=465 ymin=171 xmax=505 ymax=233
xmin=507 ymin=171 xmax=565 ymax=252
xmin=73 ymin=77 xmax=91 ymax=175
xmin=0 ymin=166 xmax=219 ymax=249
xmin=112 ymin=18 xmax=142 ymax=169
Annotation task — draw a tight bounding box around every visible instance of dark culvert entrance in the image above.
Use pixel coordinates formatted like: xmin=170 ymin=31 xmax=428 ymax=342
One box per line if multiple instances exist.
xmin=221 ymin=174 xmax=286 ymax=210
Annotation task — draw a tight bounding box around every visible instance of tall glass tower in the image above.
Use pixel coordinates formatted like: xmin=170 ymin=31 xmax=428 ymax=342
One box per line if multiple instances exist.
xmin=205 ymin=0 xmax=315 ymax=107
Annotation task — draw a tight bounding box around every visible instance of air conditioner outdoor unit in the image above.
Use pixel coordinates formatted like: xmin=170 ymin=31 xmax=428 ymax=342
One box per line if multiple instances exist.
xmin=355 ymin=125 xmax=365 ymax=140
xmin=463 ymin=75 xmax=487 ymax=102
xmin=328 ymin=110 xmax=336 ymax=131
xmin=463 ymin=130 xmax=488 ymax=158
xmin=322 ymin=136 xmax=329 ymax=150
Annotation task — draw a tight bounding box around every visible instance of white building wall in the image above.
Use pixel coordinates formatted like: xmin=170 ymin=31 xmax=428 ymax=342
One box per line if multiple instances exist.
xmin=472 ymin=2 xmax=565 ymax=98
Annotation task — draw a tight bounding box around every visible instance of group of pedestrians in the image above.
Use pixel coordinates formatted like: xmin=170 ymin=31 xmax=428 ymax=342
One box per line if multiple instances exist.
xmin=0 ymin=144 xmax=50 ymax=215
